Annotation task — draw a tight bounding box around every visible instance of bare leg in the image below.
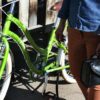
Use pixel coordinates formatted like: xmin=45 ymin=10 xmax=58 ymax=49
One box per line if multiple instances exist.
xmin=84 ymin=32 xmax=100 ymax=100
xmin=67 ymin=28 xmax=88 ymax=98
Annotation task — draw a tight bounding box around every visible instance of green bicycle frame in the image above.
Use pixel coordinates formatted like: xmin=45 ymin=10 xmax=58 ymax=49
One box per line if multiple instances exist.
xmin=2 ymin=12 xmax=69 ymax=77
xmin=3 ymin=14 xmax=43 ymax=75
xmin=0 ymin=37 xmax=9 ymax=79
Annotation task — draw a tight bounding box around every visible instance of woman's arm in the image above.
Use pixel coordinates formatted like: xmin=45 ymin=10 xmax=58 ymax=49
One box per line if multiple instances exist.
xmin=56 ymin=0 xmax=70 ymax=41
xmin=55 ymin=18 xmax=66 ymax=41
xmin=58 ymin=0 xmax=70 ymax=19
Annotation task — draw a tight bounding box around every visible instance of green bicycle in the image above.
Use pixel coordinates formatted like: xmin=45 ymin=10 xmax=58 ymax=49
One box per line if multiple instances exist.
xmin=0 ymin=0 xmax=76 ymax=100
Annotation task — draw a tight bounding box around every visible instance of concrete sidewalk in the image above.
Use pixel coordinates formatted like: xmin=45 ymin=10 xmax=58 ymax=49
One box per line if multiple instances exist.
xmin=5 ymin=71 xmax=85 ymax=100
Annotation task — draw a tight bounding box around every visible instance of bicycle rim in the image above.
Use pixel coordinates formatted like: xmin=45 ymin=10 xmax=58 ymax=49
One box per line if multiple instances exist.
xmin=57 ymin=49 xmax=76 ymax=83
xmin=0 ymin=53 xmax=12 ymax=100
xmin=62 ymin=69 xmax=76 ymax=84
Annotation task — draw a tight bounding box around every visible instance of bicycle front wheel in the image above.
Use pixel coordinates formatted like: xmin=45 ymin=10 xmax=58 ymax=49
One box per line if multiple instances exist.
xmin=0 ymin=53 xmax=12 ymax=100
xmin=57 ymin=49 xmax=76 ymax=83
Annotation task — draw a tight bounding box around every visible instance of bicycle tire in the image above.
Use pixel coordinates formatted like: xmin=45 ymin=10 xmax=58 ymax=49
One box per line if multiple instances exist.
xmin=57 ymin=48 xmax=76 ymax=83
xmin=0 ymin=53 xmax=12 ymax=100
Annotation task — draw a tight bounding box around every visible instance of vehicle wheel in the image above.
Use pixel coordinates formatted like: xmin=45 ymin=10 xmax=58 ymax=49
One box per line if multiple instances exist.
xmin=0 ymin=53 xmax=12 ymax=100
xmin=57 ymin=48 xmax=76 ymax=83
xmin=62 ymin=69 xmax=76 ymax=84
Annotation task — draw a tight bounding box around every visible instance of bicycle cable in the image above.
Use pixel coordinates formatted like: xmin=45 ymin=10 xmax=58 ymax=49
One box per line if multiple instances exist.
xmin=1 ymin=0 xmax=19 ymax=8
xmin=0 ymin=0 xmax=19 ymax=16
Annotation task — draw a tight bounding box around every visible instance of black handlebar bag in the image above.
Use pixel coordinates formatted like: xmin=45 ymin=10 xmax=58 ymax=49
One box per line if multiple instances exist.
xmin=81 ymin=55 xmax=100 ymax=87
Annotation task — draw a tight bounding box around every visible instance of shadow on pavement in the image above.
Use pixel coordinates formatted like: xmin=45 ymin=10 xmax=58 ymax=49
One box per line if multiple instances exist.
xmin=6 ymin=36 xmax=67 ymax=100
xmin=5 ymin=61 xmax=66 ymax=100
xmin=5 ymin=86 xmax=66 ymax=100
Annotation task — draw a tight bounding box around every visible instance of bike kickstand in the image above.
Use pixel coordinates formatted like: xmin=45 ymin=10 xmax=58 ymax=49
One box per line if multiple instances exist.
xmin=42 ymin=71 xmax=60 ymax=99
xmin=55 ymin=71 xmax=60 ymax=99
xmin=42 ymin=72 xmax=49 ymax=95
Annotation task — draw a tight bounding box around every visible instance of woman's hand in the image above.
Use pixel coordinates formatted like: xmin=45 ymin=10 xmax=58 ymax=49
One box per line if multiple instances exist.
xmin=55 ymin=19 xmax=66 ymax=41
xmin=55 ymin=26 xmax=64 ymax=41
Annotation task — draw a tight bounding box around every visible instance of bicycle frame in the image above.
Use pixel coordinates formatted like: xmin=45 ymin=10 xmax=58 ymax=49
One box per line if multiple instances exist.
xmin=0 ymin=36 xmax=9 ymax=79
xmin=1 ymin=1 xmax=69 ymax=79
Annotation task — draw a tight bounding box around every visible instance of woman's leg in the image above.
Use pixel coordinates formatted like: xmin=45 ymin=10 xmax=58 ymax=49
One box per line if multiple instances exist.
xmin=84 ymin=32 xmax=100 ymax=100
xmin=67 ymin=28 xmax=88 ymax=98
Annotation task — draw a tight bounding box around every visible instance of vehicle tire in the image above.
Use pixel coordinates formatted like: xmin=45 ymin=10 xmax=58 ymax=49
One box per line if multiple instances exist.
xmin=57 ymin=48 xmax=76 ymax=84
xmin=0 ymin=53 xmax=12 ymax=100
